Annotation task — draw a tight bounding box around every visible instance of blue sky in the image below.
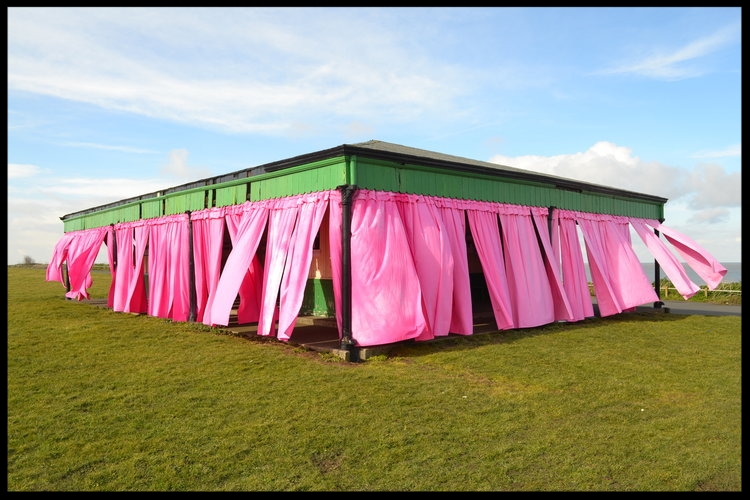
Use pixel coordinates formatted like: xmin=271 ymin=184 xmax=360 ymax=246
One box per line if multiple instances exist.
xmin=7 ymin=7 xmax=742 ymax=266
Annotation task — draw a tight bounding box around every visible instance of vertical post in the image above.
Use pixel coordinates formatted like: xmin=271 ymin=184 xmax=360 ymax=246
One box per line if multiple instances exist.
xmin=337 ymin=184 xmax=358 ymax=361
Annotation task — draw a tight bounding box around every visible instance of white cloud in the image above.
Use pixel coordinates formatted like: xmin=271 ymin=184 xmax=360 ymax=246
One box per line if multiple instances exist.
xmin=489 ymin=141 xmax=741 ymax=212
xmin=691 ymin=143 xmax=741 ymax=159
xmin=7 ymin=7 xmax=468 ymax=136
xmin=598 ymin=21 xmax=740 ymax=80
xmin=161 ymin=149 xmax=212 ymax=180
xmin=8 ymin=163 xmax=45 ymax=179
xmin=59 ymin=141 xmax=158 ymax=154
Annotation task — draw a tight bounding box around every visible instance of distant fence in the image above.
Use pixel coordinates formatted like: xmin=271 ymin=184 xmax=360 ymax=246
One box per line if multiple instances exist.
xmin=660 ymin=286 xmax=741 ymax=299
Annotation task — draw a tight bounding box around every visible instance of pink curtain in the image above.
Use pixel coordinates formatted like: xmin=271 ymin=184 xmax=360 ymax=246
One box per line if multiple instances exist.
xmin=328 ymin=190 xmax=344 ymax=337
xmin=530 ymin=208 xmax=574 ymax=322
xmin=105 ymin=228 xmax=116 ymax=308
xmin=644 ymin=220 xmax=727 ymax=290
xmin=112 ymin=224 xmax=135 ymax=312
xmin=575 ymin=213 xmax=657 ymax=316
xmin=277 ymin=193 xmax=330 ymax=340
xmin=257 ymin=199 xmax=300 ymax=338
xmin=203 ymin=202 xmax=269 ymax=327
xmin=148 ymin=214 xmax=191 ymax=321
xmin=348 ymin=191 xmax=426 ymax=346
xmin=112 ymin=222 xmax=149 ymax=314
xmin=46 ymin=232 xmax=76 ymax=286
xmin=437 ymin=201 xmax=473 ymax=335
xmin=191 ymin=208 xmax=227 ymax=323
xmin=499 ymin=205 xmax=556 ymax=328
xmin=224 ymin=207 xmax=264 ymax=325
xmin=555 ymin=212 xmax=595 ymax=321
xmin=629 ymin=218 xmax=700 ymax=299
xmin=59 ymin=227 xmax=109 ymax=301
xmin=466 ymin=208 xmax=514 ymax=330
xmin=398 ymin=194 xmax=455 ymax=340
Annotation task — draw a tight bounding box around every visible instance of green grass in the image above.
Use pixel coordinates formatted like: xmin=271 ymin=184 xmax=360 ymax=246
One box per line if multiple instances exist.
xmin=7 ymin=266 xmax=742 ymax=491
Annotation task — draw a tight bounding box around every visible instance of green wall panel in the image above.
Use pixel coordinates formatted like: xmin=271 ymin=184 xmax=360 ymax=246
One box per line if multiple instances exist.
xmin=215 ymin=184 xmax=247 ymax=207
xmin=299 ymin=279 xmax=336 ymax=317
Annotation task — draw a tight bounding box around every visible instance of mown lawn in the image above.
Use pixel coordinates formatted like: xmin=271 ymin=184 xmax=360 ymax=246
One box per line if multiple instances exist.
xmin=7 ymin=266 xmax=742 ymax=491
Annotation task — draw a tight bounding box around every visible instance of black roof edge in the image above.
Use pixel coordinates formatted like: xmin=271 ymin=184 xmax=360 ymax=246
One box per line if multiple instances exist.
xmin=61 ymin=143 xmax=667 ymax=220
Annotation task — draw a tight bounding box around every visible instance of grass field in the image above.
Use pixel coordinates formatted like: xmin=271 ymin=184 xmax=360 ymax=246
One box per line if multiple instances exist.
xmin=7 ymin=265 xmax=742 ymax=491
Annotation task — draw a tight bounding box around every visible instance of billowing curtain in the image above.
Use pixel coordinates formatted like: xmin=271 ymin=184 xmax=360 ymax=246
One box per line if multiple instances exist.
xmin=575 ymin=212 xmax=657 ymax=316
xmin=191 ymin=207 xmax=227 ymax=323
xmin=498 ymin=205 xmax=555 ymax=328
xmin=643 ymin=220 xmax=727 ymax=290
xmin=111 ymin=221 xmax=149 ymax=314
xmin=257 ymin=199 xmax=300 ymax=338
xmin=204 ymin=202 xmax=269 ymax=327
xmin=61 ymin=227 xmax=110 ymax=301
xmin=224 ymin=205 xmax=264 ymax=325
xmin=328 ymin=190 xmax=344 ymax=336
xmin=466 ymin=207 xmax=514 ymax=330
xmin=437 ymin=200 xmax=473 ymax=335
xmin=530 ymin=208 xmax=574 ymax=322
xmin=46 ymin=231 xmax=76 ymax=285
xmin=555 ymin=212 xmax=595 ymax=321
xmin=277 ymin=193 xmax=330 ymax=341
xmin=111 ymin=222 xmax=146 ymax=313
xmin=348 ymin=190 xmax=426 ymax=346
xmin=398 ymin=194 xmax=455 ymax=340
xmin=148 ymin=214 xmax=190 ymax=321
xmin=629 ymin=218 xmax=700 ymax=299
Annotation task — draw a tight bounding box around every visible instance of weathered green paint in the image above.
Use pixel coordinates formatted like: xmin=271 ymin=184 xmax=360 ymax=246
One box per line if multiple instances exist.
xmin=299 ymin=279 xmax=336 ymax=317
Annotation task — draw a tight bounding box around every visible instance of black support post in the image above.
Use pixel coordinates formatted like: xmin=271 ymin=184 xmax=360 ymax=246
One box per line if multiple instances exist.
xmin=653 ymin=225 xmax=664 ymax=309
xmin=337 ymin=184 xmax=358 ymax=361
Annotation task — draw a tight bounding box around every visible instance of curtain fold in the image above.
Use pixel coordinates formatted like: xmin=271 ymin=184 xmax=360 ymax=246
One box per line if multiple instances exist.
xmin=466 ymin=209 xmax=514 ymax=330
xmin=191 ymin=208 xmax=227 ymax=323
xmin=277 ymin=194 xmax=330 ymax=341
xmin=348 ymin=191 xmax=426 ymax=346
xmin=645 ymin=220 xmax=728 ymax=290
xmin=629 ymin=218 xmax=700 ymax=299
xmin=147 ymin=214 xmax=191 ymax=321
xmin=61 ymin=227 xmax=109 ymax=301
xmin=555 ymin=213 xmax=595 ymax=321
xmin=203 ymin=202 xmax=269 ymax=327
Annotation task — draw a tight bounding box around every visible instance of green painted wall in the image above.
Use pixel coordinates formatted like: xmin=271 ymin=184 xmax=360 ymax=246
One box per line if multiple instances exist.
xmin=62 ymin=152 xmax=663 ymax=231
xmin=300 ymin=279 xmax=336 ymax=317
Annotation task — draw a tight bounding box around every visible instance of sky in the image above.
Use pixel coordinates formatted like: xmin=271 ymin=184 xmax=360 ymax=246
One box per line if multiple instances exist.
xmin=7 ymin=7 xmax=742 ymax=266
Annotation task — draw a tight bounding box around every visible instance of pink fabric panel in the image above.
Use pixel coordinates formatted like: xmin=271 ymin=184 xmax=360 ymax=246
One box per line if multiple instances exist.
xmin=147 ymin=214 xmax=191 ymax=321
xmin=398 ymin=195 xmax=454 ymax=340
xmin=630 ymin=218 xmax=700 ymax=299
xmin=111 ymin=222 xmax=148 ymax=314
xmin=46 ymin=232 xmax=76 ymax=285
xmin=112 ymin=225 xmax=135 ymax=312
xmin=499 ymin=210 xmax=555 ymax=328
xmin=646 ymin=221 xmax=727 ymax=290
xmin=556 ymin=215 xmax=595 ymax=320
xmin=530 ymin=210 xmax=574 ymax=322
xmin=467 ymin=209 xmax=514 ymax=330
xmin=225 ymin=210 xmax=263 ymax=325
xmin=190 ymin=209 xmax=226 ymax=323
xmin=349 ymin=191 xmax=426 ymax=347
xmin=105 ymin=228 xmax=116 ymax=308
xmin=277 ymin=195 xmax=330 ymax=341
xmin=257 ymin=201 xmax=299 ymax=338
xmin=438 ymin=204 xmax=473 ymax=335
xmin=327 ymin=190 xmax=343 ymax=337
xmin=203 ymin=203 xmax=269 ymax=327
xmin=127 ymin=225 xmax=149 ymax=314
xmin=167 ymin=219 xmax=191 ymax=322
xmin=64 ymin=227 xmax=109 ymax=301
xmin=577 ymin=216 xmax=657 ymax=316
